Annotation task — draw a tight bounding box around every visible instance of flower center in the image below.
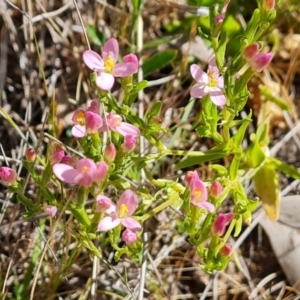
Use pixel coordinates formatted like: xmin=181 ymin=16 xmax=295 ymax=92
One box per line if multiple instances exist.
xmin=194 ymin=188 xmax=202 ymax=202
xmin=81 ymin=166 xmax=89 ymax=173
xmin=208 ymin=71 xmax=218 ymax=87
xmin=76 ymin=111 xmax=85 ymax=125
xmin=118 ymin=204 xmax=128 ymax=218
xmin=104 ymin=56 xmax=115 ymax=73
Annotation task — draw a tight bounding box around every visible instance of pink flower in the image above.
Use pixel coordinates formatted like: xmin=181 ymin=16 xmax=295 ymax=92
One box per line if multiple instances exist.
xmin=121 ymin=135 xmax=136 ymax=153
xmin=100 ymin=113 xmax=140 ymax=137
xmin=98 ymin=190 xmax=142 ymax=232
xmin=83 ymin=38 xmax=138 ymax=90
xmin=249 ymin=52 xmax=273 ymax=72
xmin=50 ymin=149 xmax=65 ymax=165
xmin=44 ymin=205 xmax=57 ymax=218
xmin=186 ymin=171 xmax=215 ymax=212
xmin=190 ymin=57 xmax=226 ymax=106
xmin=72 ymin=107 xmax=103 ymax=138
xmin=243 ymin=43 xmax=260 ymax=60
xmin=122 ymin=228 xmax=138 ymax=245
xmin=210 ymin=180 xmax=223 ymax=198
xmin=0 ymin=167 xmax=17 ymax=185
xmin=212 ymin=212 xmax=234 ymax=236
xmin=53 ymin=158 xmax=108 ymax=187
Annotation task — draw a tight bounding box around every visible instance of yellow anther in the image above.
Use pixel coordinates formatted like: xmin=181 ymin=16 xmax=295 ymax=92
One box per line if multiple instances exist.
xmin=81 ymin=166 xmax=89 ymax=173
xmin=118 ymin=204 xmax=129 ymax=218
xmin=76 ymin=111 xmax=85 ymax=125
xmin=208 ymin=71 xmax=218 ymax=87
xmin=104 ymin=56 xmax=115 ymax=73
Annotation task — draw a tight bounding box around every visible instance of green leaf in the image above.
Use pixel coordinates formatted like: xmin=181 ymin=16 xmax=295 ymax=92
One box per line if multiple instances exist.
xmin=175 ymin=144 xmax=231 ymax=170
xmin=142 ymin=50 xmax=177 ymax=76
xmin=270 ymin=157 xmax=300 ymax=179
xmin=245 ymin=135 xmax=266 ymax=168
xmin=232 ymin=111 xmax=252 ymax=146
xmin=146 ymin=101 xmax=162 ymax=122
xmin=223 ymin=15 xmax=241 ymax=36
xmin=86 ymin=24 xmax=105 ymax=46
xmin=132 ymin=0 xmax=142 ymax=14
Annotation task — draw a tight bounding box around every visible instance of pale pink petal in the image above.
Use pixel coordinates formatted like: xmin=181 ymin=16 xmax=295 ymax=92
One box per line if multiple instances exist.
xmin=198 ymin=202 xmax=215 ymax=212
xmin=98 ymin=216 xmax=121 ymax=231
xmin=74 ymin=172 xmax=94 ymax=187
xmin=117 ymin=190 xmax=138 ymax=216
xmin=53 ymin=164 xmax=79 ymax=184
xmin=94 ymin=161 xmax=108 ymax=182
xmin=83 ymin=50 xmax=104 ymax=71
xmin=207 ymin=57 xmax=219 ymax=76
xmin=113 ymin=62 xmax=137 ymax=77
xmin=117 ymin=122 xmax=140 ymax=137
xmin=121 ymin=217 xmax=142 ymax=231
xmin=84 ymin=111 xmax=103 ymax=132
xmin=96 ymin=72 xmax=115 ymax=90
xmin=72 ymin=125 xmax=86 ymax=138
xmin=190 ymin=64 xmax=208 ymax=83
xmin=209 ymin=89 xmax=226 ymax=106
xmin=76 ymin=158 xmax=97 ymax=173
xmin=217 ymin=76 xmax=224 ymax=89
xmin=102 ymin=38 xmax=119 ymax=62
xmin=190 ymin=86 xmax=207 ymax=98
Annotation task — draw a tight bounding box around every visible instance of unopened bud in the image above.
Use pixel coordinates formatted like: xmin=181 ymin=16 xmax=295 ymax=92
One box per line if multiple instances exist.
xmin=0 ymin=167 xmax=17 ymax=185
xmin=44 ymin=205 xmax=57 ymax=218
xmin=263 ymin=0 xmax=275 ymax=10
xmin=122 ymin=228 xmax=138 ymax=245
xmin=250 ymin=52 xmax=273 ymax=72
xmin=212 ymin=212 xmax=234 ymax=236
xmin=121 ymin=135 xmax=136 ymax=153
xmin=104 ymin=144 xmax=116 ymax=162
xmin=26 ymin=148 xmax=36 ymax=162
xmin=50 ymin=148 xmax=65 ymax=165
xmin=210 ymin=180 xmax=223 ymax=197
xmin=220 ymin=244 xmax=232 ymax=256
xmin=243 ymin=43 xmax=260 ymax=60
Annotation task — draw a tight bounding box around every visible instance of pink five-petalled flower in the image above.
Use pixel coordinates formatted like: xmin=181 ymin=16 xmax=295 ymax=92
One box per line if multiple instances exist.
xmin=212 ymin=212 xmax=234 ymax=236
xmin=53 ymin=158 xmax=108 ymax=187
xmin=190 ymin=57 xmax=226 ymax=106
xmin=71 ymin=101 xmax=103 ymax=138
xmin=98 ymin=190 xmax=142 ymax=232
xmin=186 ymin=171 xmax=215 ymax=212
xmin=0 ymin=167 xmax=17 ymax=185
xmin=83 ymin=38 xmax=138 ymax=91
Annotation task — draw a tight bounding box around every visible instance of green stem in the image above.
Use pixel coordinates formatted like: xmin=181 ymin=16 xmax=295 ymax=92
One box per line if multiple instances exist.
xmin=139 ymin=192 xmax=180 ymax=222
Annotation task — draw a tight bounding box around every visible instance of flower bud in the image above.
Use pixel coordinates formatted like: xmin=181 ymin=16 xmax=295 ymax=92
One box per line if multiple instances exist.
xmin=122 ymin=228 xmax=138 ymax=245
xmin=44 ymin=205 xmax=57 ymax=218
xmin=61 ymin=155 xmax=77 ymax=167
xmin=84 ymin=111 xmax=103 ymax=132
xmin=96 ymin=195 xmax=112 ymax=212
xmin=212 ymin=212 xmax=234 ymax=236
xmin=0 ymin=167 xmax=17 ymax=185
xmin=215 ymin=14 xmax=224 ymax=23
xmin=104 ymin=144 xmax=116 ymax=162
xmin=263 ymin=0 xmax=275 ymax=10
xmin=243 ymin=43 xmax=260 ymax=60
xmin=50 ymin=149 xmax=65 ymax=165
xmin=250 ymin=52 xmax=273 ymax=72
xmin=210 ymin=180 xmax=223 ymax=197
xmin=121 ymin=135 xmax=136 ymax=153
xmin=123 ymin=54 xmax=139 ymax=72
xmin=220 ymin=244 xmax=232 ymax=256
xmin=25 ymin=148 xmax=36 ymax=162
xmin=95 ymin=161 xmax=108 ymax=182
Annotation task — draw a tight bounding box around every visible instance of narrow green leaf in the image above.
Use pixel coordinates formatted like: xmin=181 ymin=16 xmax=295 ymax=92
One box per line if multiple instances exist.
xmin=176 ymin=144 xmax=231 ymax=170
xmin=142 ymin=50 xmax=177 ymax=76
xmin=86 ymin=24 xmax=105 ymax=46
